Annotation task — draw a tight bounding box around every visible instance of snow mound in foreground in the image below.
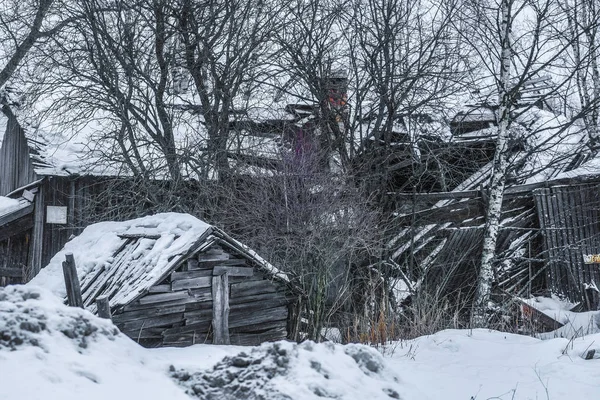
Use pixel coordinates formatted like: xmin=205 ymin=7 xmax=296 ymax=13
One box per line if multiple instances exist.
xmin=0 ymin=285 xmax=120 ymax=351
xmin=0 ymin=285 xmax=191 ymax=400
xmin=170 ymin=340 xmax=404 ymax=400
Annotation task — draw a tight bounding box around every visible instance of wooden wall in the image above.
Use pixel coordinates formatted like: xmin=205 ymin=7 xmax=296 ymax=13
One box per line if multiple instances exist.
xmin=534 ymin=184 xmax=600 ymax=302
xmin=0 ymin=108 xmax=37 ymax=196
xmin=0 ymin=230 xmax=31 ymax=285
xmin=40 ymin=176 xmax=110 ymax=267
xmin=112 ymin=244 xmax=292 ymax=347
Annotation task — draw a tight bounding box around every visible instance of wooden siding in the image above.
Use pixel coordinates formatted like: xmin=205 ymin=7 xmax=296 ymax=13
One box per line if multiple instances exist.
xmin=534 ymin=184 xmax=600 ymax=302
xmin=0 ymin=108 xmax=37 ymax=196
xmin=112 ymin=244 xmax=291 ymax=347
xmin=40 ymin=176 xmax=112 ymax=267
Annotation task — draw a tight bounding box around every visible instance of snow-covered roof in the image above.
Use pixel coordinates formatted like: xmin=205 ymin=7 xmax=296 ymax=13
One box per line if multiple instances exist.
xmin=30 ymin=213 xmax=289 ymax=311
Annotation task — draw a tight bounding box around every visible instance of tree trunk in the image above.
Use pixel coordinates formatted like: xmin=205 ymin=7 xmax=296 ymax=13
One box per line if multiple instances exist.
xmin=473 ymin=0 xmax=512 ymax=326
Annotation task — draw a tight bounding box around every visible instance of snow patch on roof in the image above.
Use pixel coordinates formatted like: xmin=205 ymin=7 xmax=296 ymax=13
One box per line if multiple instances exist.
xmin=30 ymin=213 xmax=211 ymax=304
xmin=0 ymin=196 xmax=22 ymax=216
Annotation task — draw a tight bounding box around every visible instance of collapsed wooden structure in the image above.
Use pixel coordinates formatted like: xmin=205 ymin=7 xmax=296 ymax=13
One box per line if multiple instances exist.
xmin=388 ymin=149 xmax=600 ymax=307
xmin=36 ymin=214 xmax=302 ymax=347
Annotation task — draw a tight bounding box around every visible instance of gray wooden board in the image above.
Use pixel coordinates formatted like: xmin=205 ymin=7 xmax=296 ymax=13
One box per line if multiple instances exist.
xmin=171 ymin=269 xmax=213 ymax=280
xmin=230 ymin=319 xmax=288 ymax=334
xmin=121 ymin=327 xmax=165 ymax=339
xmin=229 ymin=291 xmax=288 ymax=305
xmin=138 ymin=290 xmax=191 ymax=305
xmin=162 ymin=320 xmax=212 ymax=336
xmin=162 ymin=333 xmax=210 ymax=347
xmin=193 ymin=258 xmax=248 ymax=270
xmin=119 ymin=312 xmax=184 ymax=331
xmin=230 ymin=280 xmax=280 ymax=297
xmin=123 ymin=294 xmax=204 ymax=312
xmin=228 ymin=306 xmax=287 ymax=329
xmin=213 ymin=266 xmax=253 ymax=276
xmin=148 ymin=284 xmax=171 ymax=293
xmin=112 ymin=304 xmax=187 ymax=323
xmin=171 ymin=276 xmax=212 ymax=290
xmin=229 ymin=327 xmax=288 ymax=346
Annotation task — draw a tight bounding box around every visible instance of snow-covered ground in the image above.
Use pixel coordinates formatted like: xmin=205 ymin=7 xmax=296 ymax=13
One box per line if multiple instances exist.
xmin=1 ymin=285 xmax=599 ymax=400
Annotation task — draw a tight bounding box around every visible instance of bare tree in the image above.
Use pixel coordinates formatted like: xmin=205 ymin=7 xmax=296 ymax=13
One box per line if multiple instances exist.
xmin=0 ymin=0 xmax=59 ymax=89
xmin=176 ymin=0 xmax=281 ymax=179
xmin=457 ymin=0 xmax=594 ymax=323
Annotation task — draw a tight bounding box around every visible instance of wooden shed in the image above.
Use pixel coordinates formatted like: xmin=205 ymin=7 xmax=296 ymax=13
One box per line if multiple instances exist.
xmin=31 ymin=213 xmax=302 ymax=347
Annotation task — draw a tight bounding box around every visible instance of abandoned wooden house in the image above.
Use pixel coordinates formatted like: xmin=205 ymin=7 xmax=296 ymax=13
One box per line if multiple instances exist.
xmin=0 ymin=97 xmax=116 ymax=285
xmin=386 ymin=104 xmax=600 ymax=309
xmin=31 ymin=213 xmax=302 ymax=347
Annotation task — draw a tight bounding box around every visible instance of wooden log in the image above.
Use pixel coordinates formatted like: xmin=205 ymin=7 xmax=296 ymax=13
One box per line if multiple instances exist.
xmin=62 ymin=253 xmax=83 ymax=308
xmin=171 ymin=276 xmax=212 ymax=291
xmin=96 ymin=295 xmax=111 ymax=320
xmin=212 ymin=273 xmax=230 ymax=345
xmin=213 ymin=266 xmax=253 ymax=277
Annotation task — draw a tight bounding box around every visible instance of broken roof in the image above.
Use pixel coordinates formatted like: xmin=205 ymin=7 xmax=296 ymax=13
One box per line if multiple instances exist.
xmin=29 ymin=213 xmax=289 ymax=311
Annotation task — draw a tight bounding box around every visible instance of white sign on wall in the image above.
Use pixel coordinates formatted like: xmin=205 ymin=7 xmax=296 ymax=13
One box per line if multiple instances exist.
xmin=46 ymin=206 xmax=68 ymax=224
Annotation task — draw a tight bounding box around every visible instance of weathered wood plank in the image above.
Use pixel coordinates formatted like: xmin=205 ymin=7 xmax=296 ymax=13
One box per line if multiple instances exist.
xmin=62 ymin=253 xmax=83 ymax=308
xmin=193 ymin=258 xmax=247 ymax=270
xmin=229 ymin=291 xmax=289 ymax=305
xmin=213 ymin=266 xmax=253 ymax=277
xmin=229 ymin=319 xmax=288 ymax=334
xmin=162 ymin=333 xmax=210 ymax=347
xmin=96 ymin=295 xmax=111 ymax=320
xmin=162 ymin=321 xmax=212 ymax=336
xmin=229 ymin=326 xmax=288 ymax=346
xmin=212 ymin=273 xmax=230 ymax=345
xmin=230 ymin=280 xmax=279 ymax=297
xmin=137 ymin=291 xmax=191 ymax=305
xmin=121 ymin=327 xmax=165 ymax=340
xmin=171 ymin=276 xmax=212 ymax=291
xmin=113 ymin=304 xmax=187 ymax=323
xmin=228 ymin=306 xmax=287 ymax=329
xmin=171 ymin=269 xmax=213 ymax=280
xmin=119 ymin=312 xmax=184 ymax=331
xmin=148 ymin=284 xmax=171 ymax=293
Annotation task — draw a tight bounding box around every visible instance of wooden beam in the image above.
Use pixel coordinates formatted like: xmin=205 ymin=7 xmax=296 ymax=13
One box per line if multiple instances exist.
xmin=29 ymin=188 xmax=44 ymax=278
xmin=62 ymin=253 xmax=83 ymax=308
xmin=212 ymin=273 xmax=230 ymax=345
